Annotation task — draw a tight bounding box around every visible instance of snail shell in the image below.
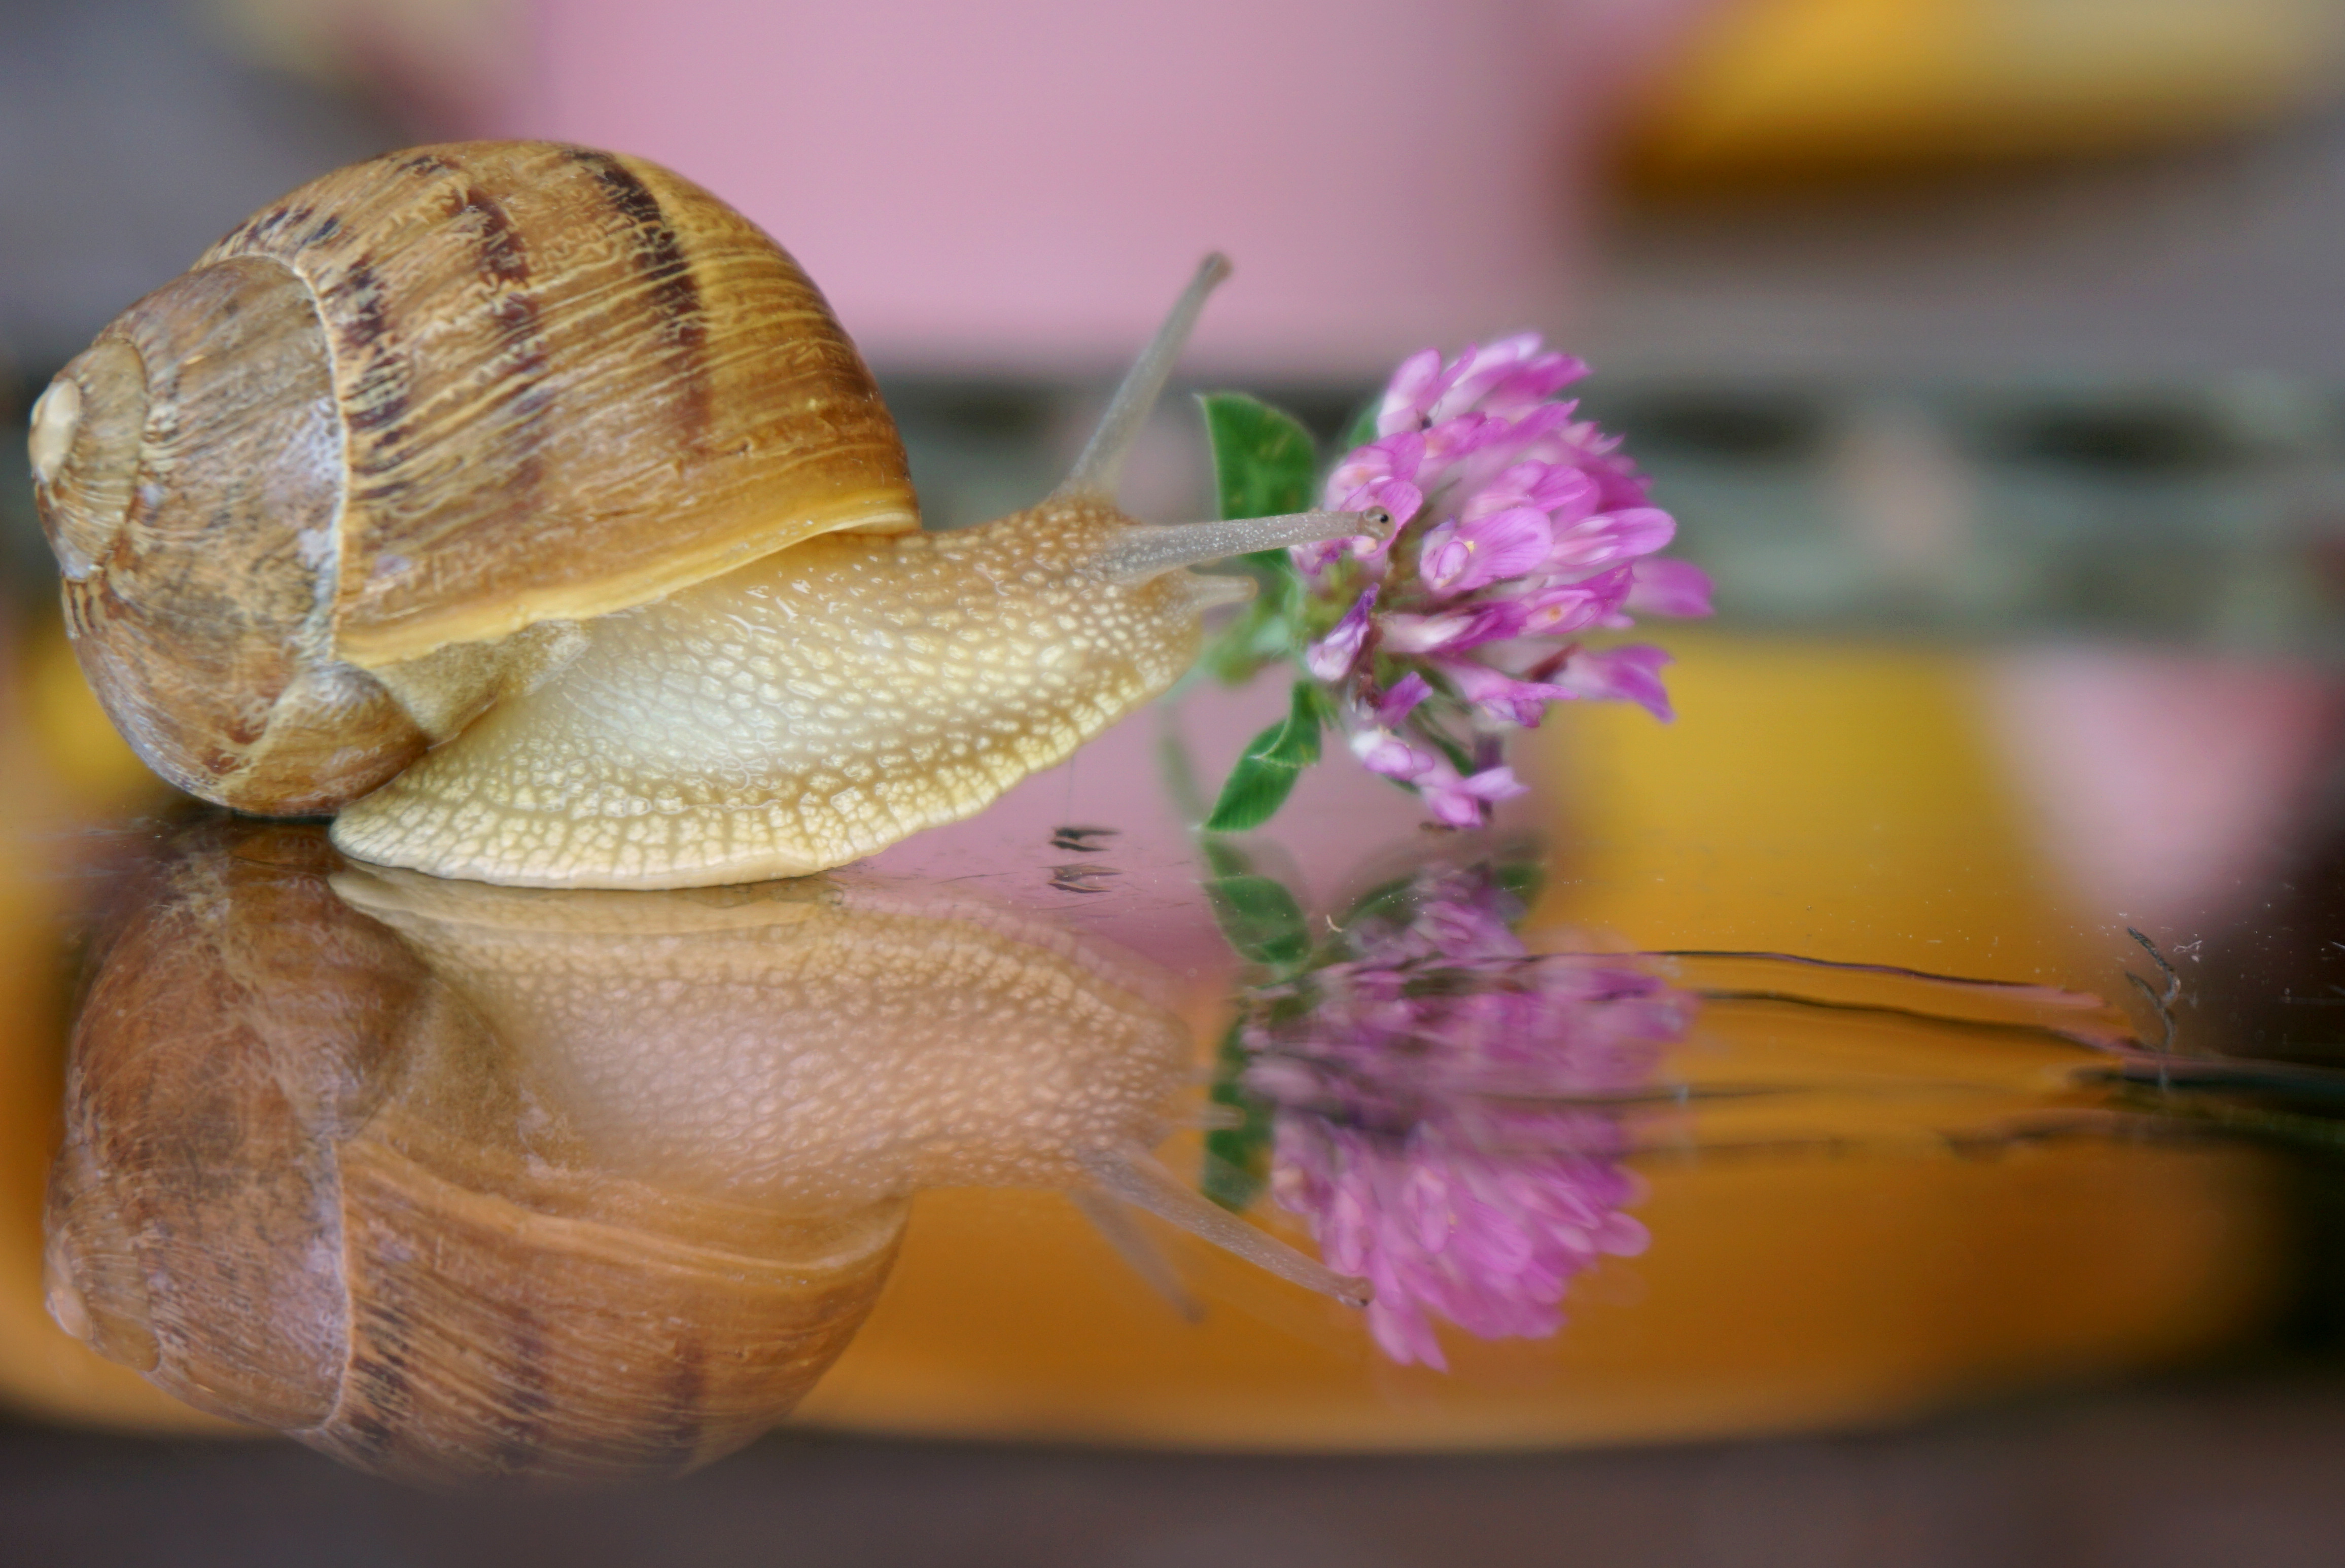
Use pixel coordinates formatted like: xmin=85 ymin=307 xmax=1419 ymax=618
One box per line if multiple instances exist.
xmin=32 ymin=141 xmax=914 ymax=815
xmin=44 ymin=819 xmax=903 ymax=1484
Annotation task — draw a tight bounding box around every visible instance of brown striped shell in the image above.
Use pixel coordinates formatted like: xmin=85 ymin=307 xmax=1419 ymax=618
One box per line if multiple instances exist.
xmin=43 ymin=818 xmax=903 ymax=1485
xmin=30 ymin=141 xmax=916 ymax=815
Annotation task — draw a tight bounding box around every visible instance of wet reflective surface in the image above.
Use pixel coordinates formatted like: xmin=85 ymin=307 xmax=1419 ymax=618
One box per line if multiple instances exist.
xmin=5 ymin=605 xmax=2341 ymax=1484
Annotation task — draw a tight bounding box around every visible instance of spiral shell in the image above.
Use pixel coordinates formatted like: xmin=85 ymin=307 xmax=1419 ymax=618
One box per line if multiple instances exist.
xmin=33 ymin=142 xmax=916 ymax=814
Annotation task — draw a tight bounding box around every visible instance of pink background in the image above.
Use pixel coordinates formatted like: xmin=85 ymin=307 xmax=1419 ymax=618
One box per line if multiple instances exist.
xmin=508 ymin=0 xmax=1714 ymax=376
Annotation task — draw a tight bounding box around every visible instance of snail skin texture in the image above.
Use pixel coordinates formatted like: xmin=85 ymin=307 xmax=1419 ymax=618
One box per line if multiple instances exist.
xmin=29 ymin=140 xmax=1380 ymax=890
xmin=45 ymin=819 xmax=1361 ymax=1484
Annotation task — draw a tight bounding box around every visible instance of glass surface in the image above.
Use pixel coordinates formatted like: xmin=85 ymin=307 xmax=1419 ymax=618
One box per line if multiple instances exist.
xmin=2 ymin=382 xmax=2339 ymax=1484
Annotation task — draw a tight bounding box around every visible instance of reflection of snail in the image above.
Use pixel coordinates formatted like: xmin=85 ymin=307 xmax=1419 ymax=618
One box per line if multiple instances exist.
xmin=28 ymin=140 xmax=1382 ymax=889
xmin=44 ymin=820 xmax=1360 ymax=1483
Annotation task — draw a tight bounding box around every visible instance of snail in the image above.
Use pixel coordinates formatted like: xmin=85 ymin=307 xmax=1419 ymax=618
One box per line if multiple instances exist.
xmin=28 ymin=141 xmax=1384 ymax=889
xmin=45 ymin=817 xmax=1363 ymax=1484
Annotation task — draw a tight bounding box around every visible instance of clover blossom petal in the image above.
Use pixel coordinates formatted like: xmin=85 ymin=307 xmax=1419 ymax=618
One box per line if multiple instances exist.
xmin=1304 ymin=433 xmax=1427 ymax=575
xmin=1306 ymin=588 xmax=1378 ymax=683
xmin=1449 ymin=345 xmax=1589 ymax=424
xmin=1378 ymin=335 xmax=1592 ymax=437
xmin=1271 ymin=1119 xmax=1646 ymax=1368
xmin=1380 ymin=602 xmax=1527 ymax=656
xmin=1516 ymin=567 xmax=1633 ymax=636
xmin=1548 ymin=645 xmax=1676 ymax=721
xmin=1434 ymin=660 xmax=1577 ymax=727
xmin=1283 ymin=333 xmax=1711 ymax=830
xmin=1548 ymin=506 xmax=1675 ymax=576
xmin=1419 ymin=507 xmax=1554 ymax=594
xmin=1372 ymin=671 xmax=1432 ymax=727
xmin=1460 ymin=461 xmax=1600 ymax=530
xmin=1626 ymin=557 xmax=1716 ymax=618
xmin=1349 ymin=726 xmax=1442 ymax=785
xmin=1375 ymin=348 xmax=1449 ymax=437
xmin=1414 ymin=761 xmax=1527 ymax=827
xmin=1237 ymin=860 xmax=1695 ymax=1370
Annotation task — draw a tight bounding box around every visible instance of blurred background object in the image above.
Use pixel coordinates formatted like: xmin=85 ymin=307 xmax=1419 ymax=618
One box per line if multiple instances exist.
xmin=1621 ymin=0 xmax=2345 ymax=186
xmin=12 ymin=0 xmax=2345 ymax=382
xmin=0 ymin=0 xmax=403 ymax=376
xmin=507 ymin=0 xmax=1716 ymax=379
xmin=211 ymin=0 xmax=522 ymax=134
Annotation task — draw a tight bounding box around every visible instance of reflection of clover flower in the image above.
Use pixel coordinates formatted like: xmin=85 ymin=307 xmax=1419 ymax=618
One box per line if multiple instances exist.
xmin=1298 ymin=338 xmax=1711 ymax=826
xmin=1228 ymin=861 xmax=1696 ymax=1369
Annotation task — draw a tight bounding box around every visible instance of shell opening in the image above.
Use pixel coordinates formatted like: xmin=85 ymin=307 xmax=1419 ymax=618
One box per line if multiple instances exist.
xmin=27 ymin=376 xmax=80 ymax=485
xmin=41 ymin=1231 xmax=93 ymax=1344
xmin=31 ymin=339 xmax=149 ymax=581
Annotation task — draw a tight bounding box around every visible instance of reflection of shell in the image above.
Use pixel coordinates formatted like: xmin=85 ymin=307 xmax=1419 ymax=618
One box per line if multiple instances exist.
xmin=44 ymin=820 xmax=901 ymax=1484
xmin=329 ymin=866 xmax=1196 ymax=1210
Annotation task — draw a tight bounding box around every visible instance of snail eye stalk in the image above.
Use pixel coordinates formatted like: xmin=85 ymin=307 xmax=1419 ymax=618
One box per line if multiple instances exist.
xmin=1056 ymin=253 xmax=1233 ymax=503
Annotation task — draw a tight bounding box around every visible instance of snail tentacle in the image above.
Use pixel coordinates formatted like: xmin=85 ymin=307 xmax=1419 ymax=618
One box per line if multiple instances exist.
xmin=1081 ymin=1144 xmax=1372 ymax=1309
xmin=1070 ymin=1188 xmax=1204 ymax=1324
xmin=1088 ymin=507 xmax=1392 ymax=582
xmin=1056 ymin=253 xmax=1233 ymax=502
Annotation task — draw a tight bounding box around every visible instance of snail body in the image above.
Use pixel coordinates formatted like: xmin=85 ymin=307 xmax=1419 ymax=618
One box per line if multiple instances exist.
xmin=327 ymin=862 xmax=1201 ymax=1209
xmin=330 ymin=493 xmax=1236 ymax=887
xmin=30 ymin=141 xmax=1375 ymax=887
xmin=46 ymin=819 xmax=1361 ymax=1483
